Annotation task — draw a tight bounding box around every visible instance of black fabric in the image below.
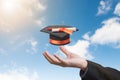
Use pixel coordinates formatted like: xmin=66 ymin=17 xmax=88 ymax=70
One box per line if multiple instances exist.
xmin=40 ymin=25 xmax=71 ymax=34
xmin=50 ymin=32 xmax=69 ymax=40
xmin=80 ymin=61 xmax=120 ymax=80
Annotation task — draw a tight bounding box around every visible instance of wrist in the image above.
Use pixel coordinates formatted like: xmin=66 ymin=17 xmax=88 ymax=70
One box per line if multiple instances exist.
xmin=81 ymin=60 xmax=88 ymax=71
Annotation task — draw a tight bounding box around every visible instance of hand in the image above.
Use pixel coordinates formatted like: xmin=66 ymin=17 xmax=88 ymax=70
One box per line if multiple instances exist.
xmin=43 ymin=46 xmax=88 ymax=71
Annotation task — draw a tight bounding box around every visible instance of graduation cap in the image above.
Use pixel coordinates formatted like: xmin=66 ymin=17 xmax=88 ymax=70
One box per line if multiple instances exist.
xmin=40 ymin=25 xmax=78 ymax=45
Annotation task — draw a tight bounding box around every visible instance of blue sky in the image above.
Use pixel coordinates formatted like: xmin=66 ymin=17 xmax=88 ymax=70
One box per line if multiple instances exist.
xmin=0 ymin=0 xmax=120 ymax=80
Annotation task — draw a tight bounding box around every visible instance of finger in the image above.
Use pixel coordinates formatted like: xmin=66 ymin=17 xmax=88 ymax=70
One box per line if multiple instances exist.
xmin=43 ymin=52 xmax=54 ymax=64
xmin=54 ymin=54 xmax=67 ymax=67
xmin=44 ymin=52 xmax=61 ymax=64
xmin=54 ymin=54 xmax=65 ymax=62
xmin=60 ymin=46 xmax=71 ymax=56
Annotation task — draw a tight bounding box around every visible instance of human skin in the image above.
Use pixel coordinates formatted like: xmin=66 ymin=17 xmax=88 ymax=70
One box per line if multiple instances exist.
xmin=43 ymin=46 xmax=88 ymax=71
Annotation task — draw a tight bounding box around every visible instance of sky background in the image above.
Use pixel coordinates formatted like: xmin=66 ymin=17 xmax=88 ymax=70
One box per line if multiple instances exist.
xmin=0 ymin=0 xmax=120 ymax=80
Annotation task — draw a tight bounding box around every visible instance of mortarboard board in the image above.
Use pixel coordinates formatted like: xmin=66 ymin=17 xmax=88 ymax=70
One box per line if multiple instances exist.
xmin=40 ymin=25 xmax=78 ymax=45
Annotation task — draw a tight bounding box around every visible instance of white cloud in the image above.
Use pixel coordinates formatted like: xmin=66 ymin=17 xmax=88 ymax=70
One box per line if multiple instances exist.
xmin=82 ymin=32 xmax=90 ymax=41
xmin=37 ymin=2 xmax=46 ymax=11
xmin=65 ymin=16 xmax=120 ymax=59
xmin=9 ymin=34 xmax=38 ymax=55
xmin=65 ymin=40 xmax=93 ymax=60
xmin=14 ymin=37 xmax=38 ymax=54
xmin=35 ymin=20 xmax=43 ymax=26
xmin=26 ymin=39 xmax=38 ymax=54
xmin=0 ymin=67 xmax=39 ymax=80
xmin=35 ymin=17 xmax=46 ymax=27
xmin=114 ymin=2 xmax=120 ymax=16
xmin=97 ymin=0 xmax=112 ymax=15
xmin=0 ymin=0 xmax=46 ymax=32
xmin=90 ymin=17 xmax=120 ymax=47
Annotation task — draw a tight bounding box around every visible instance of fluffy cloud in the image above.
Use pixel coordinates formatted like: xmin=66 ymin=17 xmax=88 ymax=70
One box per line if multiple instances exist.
xmin=89 ymin=17 xmax=120 ymax=47
xmin=26 ymin=39 xmax=38 ymax=54
xmin=35 ymin=18 xmax=46 ymax=27
xmin=8 ymin=34 xmax=38 ymax=55
xmin=96 ymin=0 xmax=112 ymax=15
xmin=0 ymin=67 xmax=39 ymax=80
xmin=114 ymin=2 xmax=120 ymax=16
xmin=65 ymin=40 xmax=93 ymax=60
xmin=0 ymin=0 xmax=46 ymax=32
xmin=64 ymin=1 xmax=120 ymax=60
xmin=82 ymin=32 xmax=91 ymax=41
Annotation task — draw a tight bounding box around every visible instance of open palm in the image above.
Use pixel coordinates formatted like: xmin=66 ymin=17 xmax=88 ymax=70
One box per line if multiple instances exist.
xmin=43 ymin=46 xmax=87 ymax=70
